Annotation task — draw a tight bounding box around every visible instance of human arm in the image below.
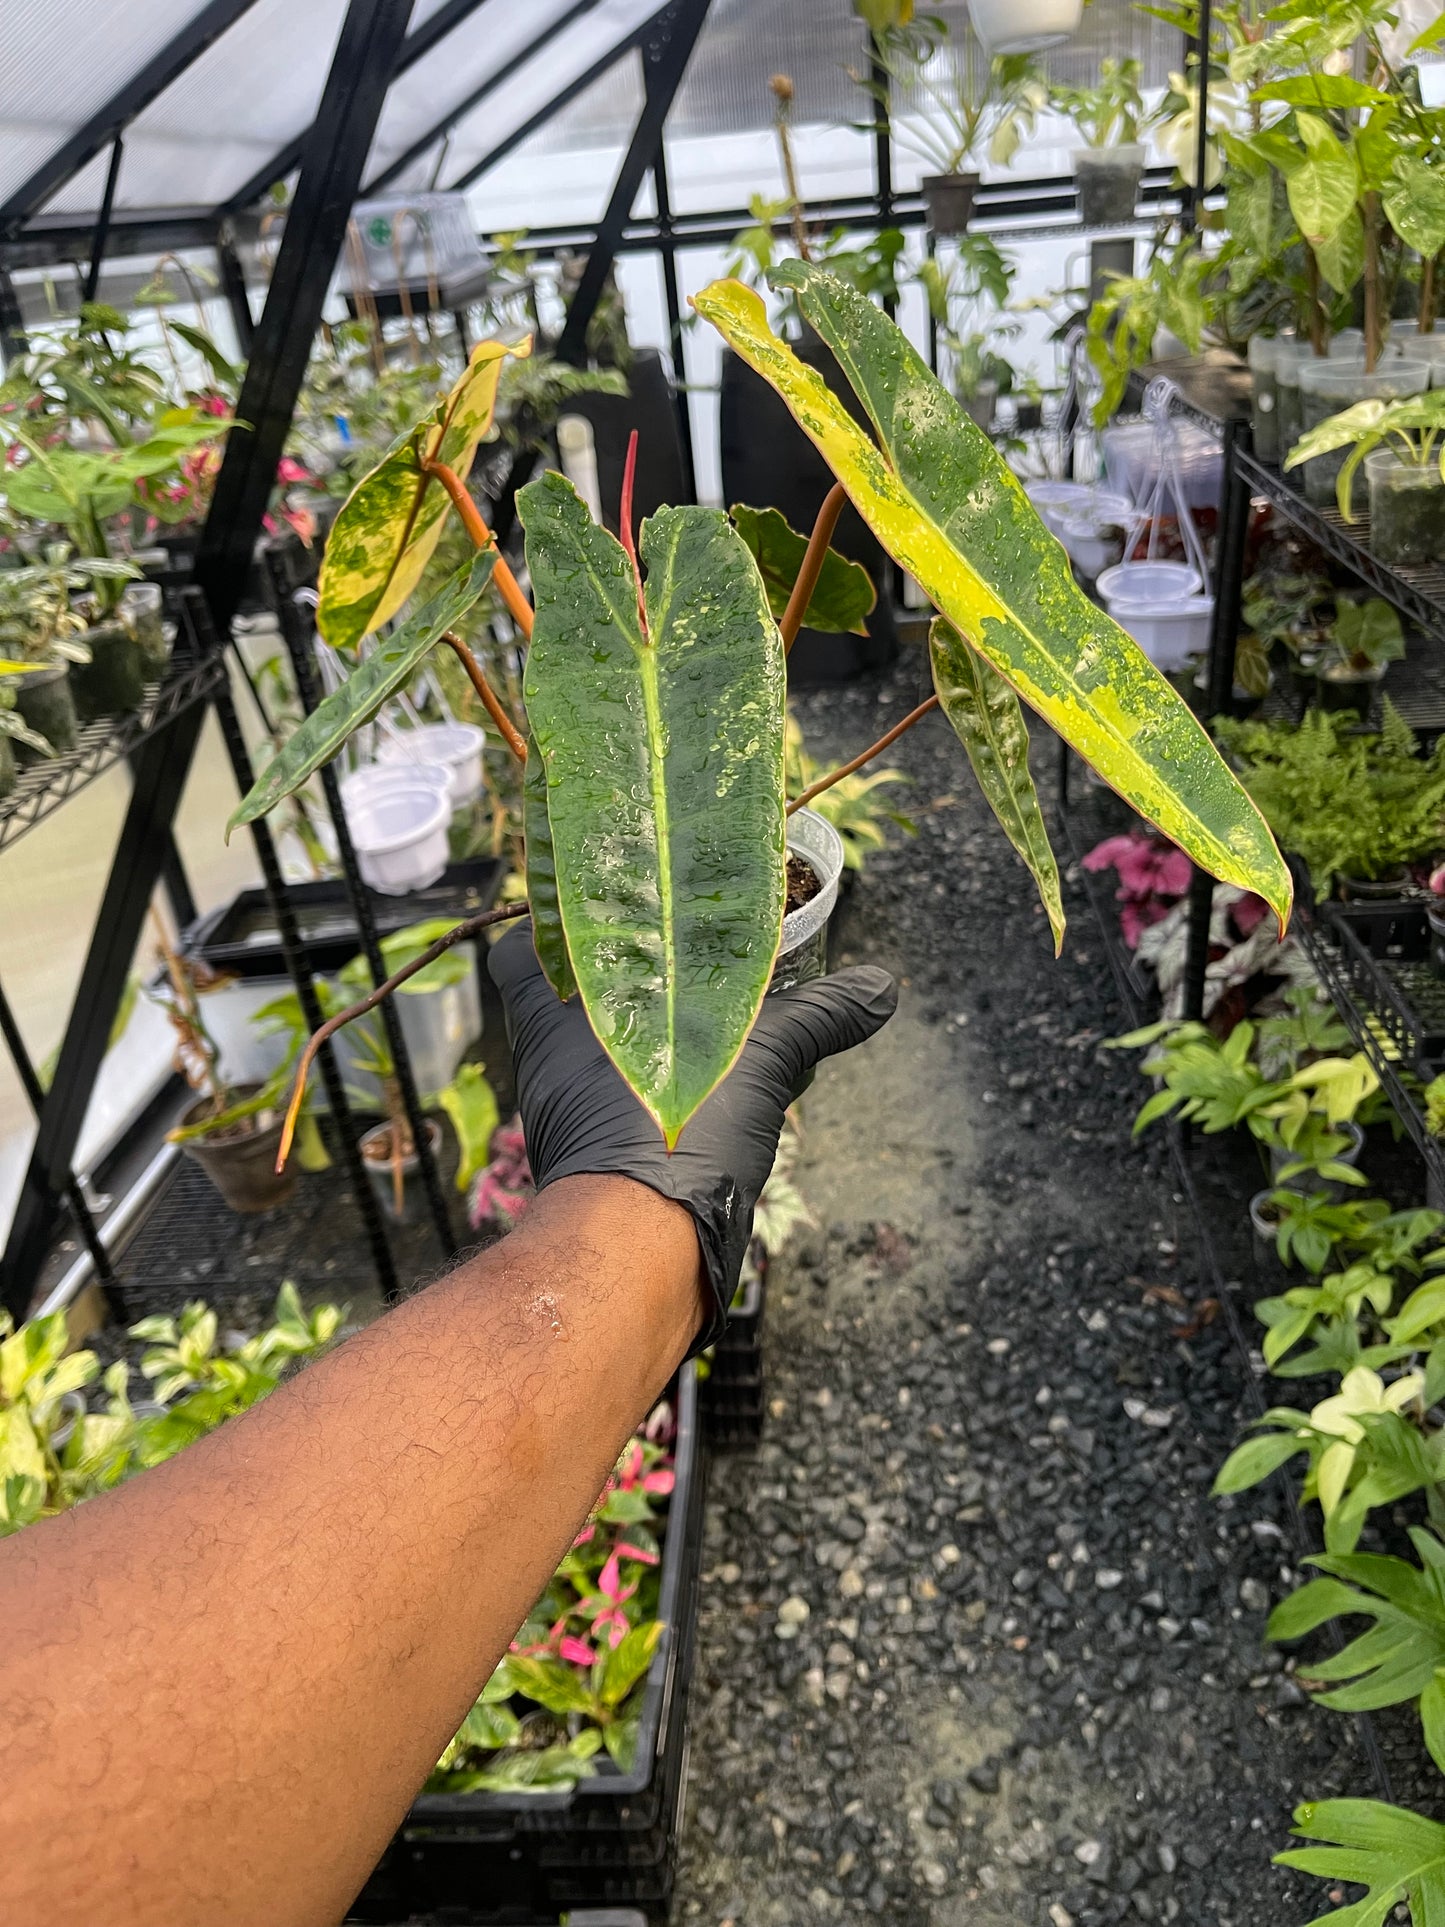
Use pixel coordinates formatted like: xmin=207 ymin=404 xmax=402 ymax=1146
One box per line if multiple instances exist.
xmin=0 ymin=936 xmax=895 ymax=1927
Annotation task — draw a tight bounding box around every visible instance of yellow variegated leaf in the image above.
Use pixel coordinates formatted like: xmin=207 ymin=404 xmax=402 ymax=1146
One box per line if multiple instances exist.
xmin=691 ymin=267 xmax=1291 ymax=931
xmin=317 ymin=335 xmax=529 ymax=651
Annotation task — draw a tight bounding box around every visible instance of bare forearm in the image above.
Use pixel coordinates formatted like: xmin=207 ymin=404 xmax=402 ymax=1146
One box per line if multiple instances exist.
xmin=0 ymin=1175 xmax=703 ymax=1927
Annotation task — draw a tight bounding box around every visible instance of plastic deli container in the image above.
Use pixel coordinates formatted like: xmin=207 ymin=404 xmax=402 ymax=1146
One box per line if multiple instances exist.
xmin=773 ymin=808 xmax=845 ymax=993
xmin=341 ymin=762 xmax=451 ymax=814
xmin=346 ymin=780 xmax=451 ymax=895
xmin=1297 ymin=359 xmax=1430 ymax=510
xmin=1096 ymin=560 xmax=1201 ymax=604
xmin=1105 ymin=594 xmax=1215 ymax=671
xmin=377 ymin=722 xmax=485 ymax=805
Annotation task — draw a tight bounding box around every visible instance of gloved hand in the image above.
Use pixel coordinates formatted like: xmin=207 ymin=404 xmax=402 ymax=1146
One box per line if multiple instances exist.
xmin=488 ymin=922 xmax=898 ymax=1352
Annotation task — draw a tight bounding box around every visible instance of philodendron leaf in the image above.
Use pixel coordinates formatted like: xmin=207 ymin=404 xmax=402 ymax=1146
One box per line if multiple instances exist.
xmin=930 ymin=617 xmax=1064 ymax=952
xmin=729 ymin=502 xmax=876 ymax=635
xmin=316 ymin=336 xmax=526 ymax=650
xmin=524 ymin=728 xmax=577 ymax=1001
xmin=520 ymin=471 xmax=786 ymax=1147
xmin=227 ymin=552 xmax=495 ymax=836
xmin=1276 ymin=1798 xmax=1445 ymax=1926
xmin=692 ymin=265 xmax=1292 ymax=930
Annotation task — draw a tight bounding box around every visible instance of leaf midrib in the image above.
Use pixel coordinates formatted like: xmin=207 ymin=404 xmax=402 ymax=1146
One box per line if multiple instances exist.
xmin=637 ymin=522 xmax=682 ymax=1124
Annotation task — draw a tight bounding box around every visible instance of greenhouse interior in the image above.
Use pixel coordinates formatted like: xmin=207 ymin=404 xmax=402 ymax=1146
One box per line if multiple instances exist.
xmin=15 ymin=1 xmax=1445 ymax=1923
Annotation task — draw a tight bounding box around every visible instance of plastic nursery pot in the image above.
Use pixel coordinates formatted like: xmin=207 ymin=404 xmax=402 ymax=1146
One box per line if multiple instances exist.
xmin=1249 ymin=335 xmax=1282 ymax=468
xmin=1096 ymin=560 xmax=1201 ymax=604
xmin=771 ymin=808 xmax=846 ymax=994
xmin=360 ymin=1117 xmax=443 ymax=1224
xmin=1267 ymin=1121 xmax=1365 ymax=1198
xmin=1389 ymin=325 xmax=1445 ymax=381
xmin=1073 ymin=144 xmax=1145 ymax=228
xmin=1315 ymin=658 xmax=1386 ymax=720
xmin=1298 ymin=359 xmax=1431 ymax=511
xmin=14 ymin=663 xmax=78 ymax=762
xmin=178 ymin=1092 xmax=299 ymax=1214
xmin=1429 ymin=902 xmax=1445 ymax=977
xmin=969 ymin=0 xmax=1082 ymax=52
xmin=921 ymin=171 xmax=980 ymax=238
xmin=68 ymin=615 xmax=147 ymax=722
xmin=1108 ymin=594 xmax=1215 ymax=673
xmin=1274 ymin=339 xmax=1306 ymax=457
xmin=122 ymin=582 xmax=168 ymax=677
xmin=345 ymin=779 xmax=451 ymax=896
xmin=1366 ymin=449 xmax=1445 ymax=567
xmin=1249 ymin=1190 xmax=1284 ymax=1260
xmin=376 ymin=721 xmax=485 ymax=806
xmin=1335 ymin=864 xmax=1410 ymax=901
xmin=1055 ymin=510 xmax=1129 ymax=580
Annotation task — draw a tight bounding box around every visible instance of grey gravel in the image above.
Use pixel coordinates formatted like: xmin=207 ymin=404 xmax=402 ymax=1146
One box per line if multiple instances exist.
xmin=676 ymin=665 xmax=1394 ymax=1927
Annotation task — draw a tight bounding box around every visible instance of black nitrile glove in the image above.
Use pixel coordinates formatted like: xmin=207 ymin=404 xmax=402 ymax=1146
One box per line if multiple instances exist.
xmin=488 ymin=921 xmax=898 ymax=1353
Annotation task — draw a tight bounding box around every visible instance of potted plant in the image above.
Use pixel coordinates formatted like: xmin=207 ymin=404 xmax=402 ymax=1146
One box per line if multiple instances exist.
xmin=1287 ymin=389 xmax=1445 ymax=568
xmin=1311 ymin=595 xmax=1405 ymax=717
xmin=228 ymin=267 xmax=1289 ymax=1166
xmin=0 ymin=676 xmax=55 ymax=798
xmin=916 ymin=234 xmax=1023 ymax=434
xmin=1216 ymin=701 xmax=1445 ymax=899
xmin=0 ymin=548 xmax=132 ymax=755
xmin=1052 ymin=58 xmax=1148 ymax=228
xmin=858 ymin=17 xmax=1045 ymax=236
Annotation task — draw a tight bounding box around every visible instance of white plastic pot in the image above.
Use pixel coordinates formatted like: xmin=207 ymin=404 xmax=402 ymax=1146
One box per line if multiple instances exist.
xmin=1105 ymin=593 xmax=1215 ymax=671
xmin=377 ymin=722 xmax=485 ymax=805
xmin=773 ymin=809 xmax=846 ymax=994
xmin=968 ymin=0 xmax=1081 ymax=52
xmin=1096 ymin=560 xmax=1201 ymax=604
xmin=346 ymin=780 xmax=451 ymax=896
xmin=341 ymin=762 xmax=450 ymax=816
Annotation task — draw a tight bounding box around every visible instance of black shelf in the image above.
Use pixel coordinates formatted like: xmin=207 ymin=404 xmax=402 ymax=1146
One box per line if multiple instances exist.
xmin=1237 ymin=448 xmax=1445 ymax=645
xmin=0 ymin=647 xmax=226 ymax=857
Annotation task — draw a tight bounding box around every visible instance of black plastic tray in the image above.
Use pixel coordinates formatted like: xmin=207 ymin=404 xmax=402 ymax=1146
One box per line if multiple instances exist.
xmin=185 ymin=861 xmax=505 ymax=979
xmin=1320 ymin=896 xmax=1445 ymax=1069
xmin=702 ymin=1269 xmax=765 ymax=1450
xmin=349 ymin=1367 xmax=704 ymax=1923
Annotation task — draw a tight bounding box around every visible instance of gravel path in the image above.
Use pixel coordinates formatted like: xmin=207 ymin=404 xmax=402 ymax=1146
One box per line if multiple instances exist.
xmin=675 ymin=658 xmax=1378 ymax=1927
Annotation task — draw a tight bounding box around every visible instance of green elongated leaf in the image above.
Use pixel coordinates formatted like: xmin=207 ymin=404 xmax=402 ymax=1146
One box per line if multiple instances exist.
xmin=524 ymin=729 xmax=577 ymax=1000
xmin=317 ymin=337 xmax=524 ymax=651
xmin=1284 ymin=398 xmax=1389 ymax=472
xmin=1265 ymin=1553 xmax=1445 ymax=1718
xmin=729 ymin=502 xmax=876 ymax=635
xmin=929 ymin=617 xmax=1064 ymax=953
xmin=599 ymin=1617 xmax=664 ymax=1707
xmin=1411 ymin=12 xmax=1445 ymax=53
xmin=1421 ymin=1670 xmax=1445 ymax=1777
xmin=1276 ymin=1798 xmax=1445 ymax=1927
xmin=1384 ymin=158 xmax=1445 ymax=259
xmin=1254 ymin=76 xmax=1391 ymax=109
xmin=1285 ymin=114 xmax=1359 ymax=248
xmin=226 ymin=552 xmax=495 ymax=837
xmin=437 ymin=1063 xmax=499 ymax=1192
xmin=692 ymin=266 xmax=1292 ymax=929
xmin=168 ymin=319 xmax=244 ymax=393
xmin=1212 ymin=1427 xmax=1309 ymax=1493
xmin=519 ymin=471 xmax=787 ymax=1148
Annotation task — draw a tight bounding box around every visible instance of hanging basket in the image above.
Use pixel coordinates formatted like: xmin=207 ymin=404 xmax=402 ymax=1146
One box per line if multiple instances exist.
xmin=967 ymin=0 xmax=1081 ymax=53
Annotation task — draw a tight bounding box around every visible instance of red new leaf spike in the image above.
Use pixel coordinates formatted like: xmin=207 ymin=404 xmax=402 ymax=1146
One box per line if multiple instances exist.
xmin=619 ymin=428 xmax=647 ymax=639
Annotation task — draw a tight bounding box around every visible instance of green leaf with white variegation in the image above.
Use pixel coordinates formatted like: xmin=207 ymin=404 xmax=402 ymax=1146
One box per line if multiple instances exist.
xmin=1283 ymin=113 xmax=1359 ymax=250
xmin=523 ymin=728 xmax=577 ymax=1001
xmin=729 ymin=502 xmax=876 ymax=634
xmin=226 ymin=552 xmax=495 ymax=837
xmin=930 ymin=617 xmax=1064 ymax=953
xmin=691 ymin=265 xmax=1291 ymax=930
xmin=1384 ymin=157 xmax=1445 ymax=259
xmin=316 ymin=337 xmax=525 ymax=651
xmin=520 ymin=471 xmax=786 ymax=1147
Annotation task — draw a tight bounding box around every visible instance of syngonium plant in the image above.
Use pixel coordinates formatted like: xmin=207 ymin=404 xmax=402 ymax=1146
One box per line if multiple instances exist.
xmin=231 ymin=263 xmax=1291 ymax=1154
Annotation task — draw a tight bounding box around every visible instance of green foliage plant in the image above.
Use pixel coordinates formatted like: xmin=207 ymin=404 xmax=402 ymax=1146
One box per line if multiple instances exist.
xmin=232 ymin=267 xmax=1289 ymax=1155
xmin=1051 ymin=58 xmax=1146 ymax=149
xmin=1287 ymin=390 xmax=1445 ymax=521
xmin=856 ymin=16 xmax=1046 ymax=177
xmin=0 ymin=545 xmax=139 ymax=667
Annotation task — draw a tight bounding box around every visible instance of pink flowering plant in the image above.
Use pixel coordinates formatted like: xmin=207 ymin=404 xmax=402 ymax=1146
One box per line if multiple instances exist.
xmin=1082 ymin=831 xmax=1194 ymax=948
xmin=426 ymin=1401 xmax=678 ymax=1793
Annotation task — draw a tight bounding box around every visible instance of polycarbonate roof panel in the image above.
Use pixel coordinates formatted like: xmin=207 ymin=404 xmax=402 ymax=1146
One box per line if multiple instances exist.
xmin=45 ymin=0 xmax=351 ymax=215
xmin=464 ymin=48 xmax=647 ymax=229
xmin=0 ymin=0 xmax=212 ymax=209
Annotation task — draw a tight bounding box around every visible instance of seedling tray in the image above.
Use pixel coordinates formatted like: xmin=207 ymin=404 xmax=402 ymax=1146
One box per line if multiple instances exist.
xmin=185 ymin=860 xmax=505 ymax=979
xmin=1318 ymin=896 xmax=1445 ymax=1071
xmin=702 ymin=1269 xmax=765 ymax=1450
xmin=349 ymin=1367 xmax=705 ymax=1924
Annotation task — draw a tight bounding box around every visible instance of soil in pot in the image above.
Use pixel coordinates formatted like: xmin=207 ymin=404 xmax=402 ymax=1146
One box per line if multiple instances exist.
xmin=1366 ymin=451 xmax=1445 ymax=566
xmin=69 ymin=617 xmax=147 ymax=721
xmin=1249 ymin=1189 xmax=1283 ymax=1259
xmin=1315 ymin=660 xmax=1385 ymax=719
xmin=362 ymin=1117 xmax=443 ymax=1225
xmin=14 ymin=664 xmax=78 ymax=762
xmin=772 ymin=810 xmax=845 ymax=993
xmin=1074 ymin=146 xmax=1144 ymax=227
xmin=786 ymin=853 xmax=822 ymax=918
xmin=179 ymin=1097 xmax=299 ymax=1214
xmin=921 ymin=171 xmax=979 ymax=237
xmin=1335 ymin=865 xmax=1410 ymax=900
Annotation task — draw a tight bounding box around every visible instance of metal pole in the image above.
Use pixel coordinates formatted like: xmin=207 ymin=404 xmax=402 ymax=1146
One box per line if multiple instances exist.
xmin=209 ymin=664 xmax=400 ymax=1300
xmin=651 ymin=144 xmax=697 ymax=504
xmin=0 ymin=263 xmax=27 ymax=367
xmin=194 ymin=0 xmax=418 ymax=632
xmin=871 ymin=43 xmax=896 ymax=317
xmin=216 ymin=235 xmax=255 ymax=355
xmin=1184 ymin=0 xmax=1213 ymax=236
xmin=82 ymin=136 xmax=124 ymax=305
xmin=275 ymin=589 xmax=455 ymax=1264
xmin=1182 ymin=415 xmax=1250 ymax=1023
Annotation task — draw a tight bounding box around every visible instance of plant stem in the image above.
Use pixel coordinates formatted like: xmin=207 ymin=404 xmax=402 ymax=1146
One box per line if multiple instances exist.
xmin=771 ymin=80 xmax=811 ymax=264
xmin=787 ymin=694 xmax=939 ymax=815
xmin=1304 ymin=245 xmax=1325 ymax=356
xmin=441 ymin=632 xmax=527 ymax=761
xmin=618 ymin=428 xmax=648 ymax=639
xmin=276 ymin=900 xmax=531 ymax=1172
xmin=779 ymin=484 xmax=847 ymax=653
xmin=1364 ymin=190 xmax=1382 ymax=374
xmin=423 ymin=460 xmax=535 ymax=638
xmin=1423 ymin=251 xmax=1439 ymax=336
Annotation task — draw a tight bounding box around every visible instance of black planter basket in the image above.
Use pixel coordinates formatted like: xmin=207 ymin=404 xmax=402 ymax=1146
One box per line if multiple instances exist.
xmin=1314 ymin=894 xmax=1445 ymax=1071
xmin=348 ymin=1367 xmax=705 ymax=1926
xmin=701 ymin=1265 xmax=766 ymax=1450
